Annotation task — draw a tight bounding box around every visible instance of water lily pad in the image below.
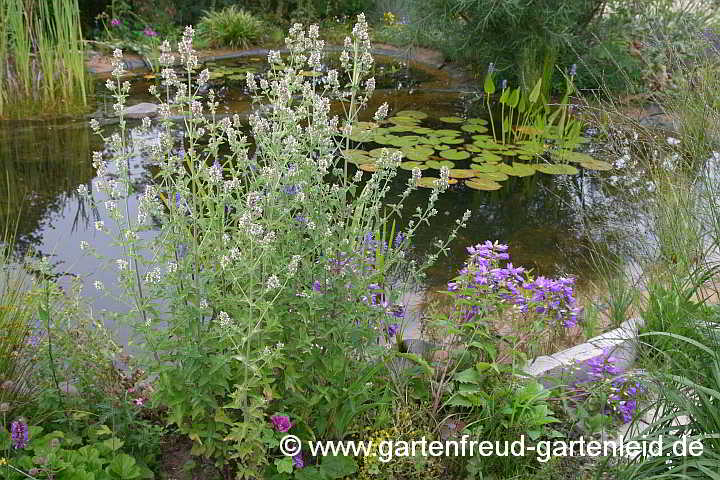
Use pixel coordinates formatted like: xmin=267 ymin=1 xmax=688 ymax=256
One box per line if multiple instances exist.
xmin=388 ymin=116 xmax=421 ymax=125
xmin=465 ymin=178 xmax=502 ymax=190
xmin=358 ymin=163 xmax=379 ymax=172
xmin=439 ymin=137 xmax=465 ymax=145
xmin=426 ymin=160 xmax=456 ymax=169
xmin=440 ymin=149 xmax=471 ymax=160
xmin=470 ymin=163 xmax=499 ymax=173
xmin=342 ymin=150 xmax=374 ymax=164
xmin=475 ymin=152 xmax=504 ymax=162
xmin=508 ymin=163 xmax=537 ymax=176
xmin=439 ymin=116 xmax=464 ymax=123
xmin=464 ymin=144 xmax=484 ymax=152
xmin=462 ymin=124 xmax=489 ymax=133
xmin=300 ymin=70 xmax=323 ymax=77
xmin=432 ymin=129 xmax=462 ymax=136
xmin=349 ymin=131 xmax=374 ymax=142
xmin=448 ymin=169 xmax=480 ymax=178
xmin=388 ymin=125 xmax=416 ymax=133
xmin=416 ymin=177 xmax=458 ymax=188
xmin=466 ymin=118 xmax=489 ymax=125
xmin=396 ymin=110 xmax=428 ymax=119
xmin=369 ymin=147 xmax=402 ymax=158
xmin=535 ymin=163 xmax=579 ymax=175
xmin=353 ymin=121 xmax=378 ymax=130
xmin=475 ymin=172 xmax=509 ymax=181
xmin=517 ymin=154 xmax=534 ymax=160
xmin=579 ymin=159 xmax=613 ymax=171
xmin=413 ymin=127 xmax=434 ymax=135
xmin=399 ymin=161 xmax=430 ymax=171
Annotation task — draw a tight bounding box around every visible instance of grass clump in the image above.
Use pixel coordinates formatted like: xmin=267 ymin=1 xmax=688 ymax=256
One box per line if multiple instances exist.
xmin=196 ymin=5 xmax=264 ymax=49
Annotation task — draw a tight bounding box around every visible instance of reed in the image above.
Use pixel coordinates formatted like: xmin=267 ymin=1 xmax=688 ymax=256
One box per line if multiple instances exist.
xmin=0 ymin=0 xmax=89 ymax=118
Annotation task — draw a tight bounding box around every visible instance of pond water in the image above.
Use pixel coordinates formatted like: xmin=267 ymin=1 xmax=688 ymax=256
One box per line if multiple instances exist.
xmin=0 ymin=52 xmax=643 ymax=339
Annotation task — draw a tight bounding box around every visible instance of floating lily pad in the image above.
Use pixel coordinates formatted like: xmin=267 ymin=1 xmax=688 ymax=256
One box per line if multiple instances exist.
xmin=433 ymin=129 xmax=462 ymax=136
xmin=475 ymin=172 xmax=509 ymax=181
xmin=439 ymin=137 xmax=465 ymax=145
xmin=475 ymin=152 xmax=504 ymax=162
xmin=426 ymin=160 xmax=456 ymax=169
xmin=369 ymin=147 xmax=402 ymax=158
xmin=535 ymin=163 xmax=579 ymax=175
xmin=349 ymin=131 xmax=374 ymax=142
xmin=396 ymin=110 xmax=428 ymax=119
xmin=466 ymin=178 xmax=502 ymax=190
xmin=509 ymin=163 xmax=537 ymax=176
xmin=413 ymin=127 xmax=434 ymax=135
xmin=448 ymin=169 xmax=480 ymax=178
xmin=466 ymin=118 xmax=489 ymax=125
xmin=354 ymin=121 xmax=378 ymax=130
xmin=579 ymin=159 xmax=613 ymax=171
xmin=462 ymin=124 xmax=489 ymax=133
xmin=517 ymin=154 xmax=534 ymax=160
xmin=438 ymin=116 xmax=464 ymax=123
xmin=416 ymin=177 xmax=458 ymax=188
xmin=342 ymin=150 xmax=374 ymax=164
xmin=388 ymin=116 xmax=421 ymax=125
xmin=399 ymin=161 xmax=430 ymax=171
xmin=470 ymin=163 xmax=500 ymax=173
xmin=357 ymin=163 xmax=379 ymax=172
xmin=464 ymin=144 xmax=483 ymax=153
xmin=388 ymin=125 xmax=416 ymax=133
xmin=440 ymin=149 xmax=471 ymax=160
xmin=300 ymin=70 xmax=323 ymax=77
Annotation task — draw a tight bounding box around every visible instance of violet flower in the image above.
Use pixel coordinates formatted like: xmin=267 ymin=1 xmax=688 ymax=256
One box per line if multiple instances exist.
xmin=11 ymin=420 xmax=28 ymax=449
xmin=270 ymin=415 xmax=292 ymax=432
xmin=110 ymin=18 xmax=121 ymax=27
xmin=387 ymin=323 xmax=400 ymax=337
xmin=143 ymin=27 xmax=158 ymax=37
xmin=293 ymin=452 xmax=304 ymax=469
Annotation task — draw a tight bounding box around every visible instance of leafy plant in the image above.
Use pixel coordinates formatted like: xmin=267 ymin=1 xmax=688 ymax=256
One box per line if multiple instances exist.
xmin=0 ymin=423 xmax=152 ymax=480
xmin=83 ymin=15 xmax=466 ymax=478
xmin=196 ymin=6 xmax=264 ymax=49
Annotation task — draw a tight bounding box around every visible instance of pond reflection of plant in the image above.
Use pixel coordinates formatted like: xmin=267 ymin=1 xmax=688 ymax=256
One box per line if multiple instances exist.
xmin=0 ymin=122 xmax=98 ymax=254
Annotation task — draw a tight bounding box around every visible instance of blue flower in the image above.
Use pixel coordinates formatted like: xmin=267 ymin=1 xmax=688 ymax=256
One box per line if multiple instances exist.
xmin=387 ymin=323 xmax=400 ymax=337
xmin=11 ymin=421 xmax=28 ymax=449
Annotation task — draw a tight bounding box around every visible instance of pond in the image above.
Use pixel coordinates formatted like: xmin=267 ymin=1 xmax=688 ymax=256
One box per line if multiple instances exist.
xmin=0 ymin=51 xmax=644 ymax=339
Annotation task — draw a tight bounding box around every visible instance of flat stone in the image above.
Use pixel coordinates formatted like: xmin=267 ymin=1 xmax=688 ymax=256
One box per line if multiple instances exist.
xmin=523 ymin=317 xmax=644 ymax=387
xmin=123 ymin=102 xmax=159 ymax=119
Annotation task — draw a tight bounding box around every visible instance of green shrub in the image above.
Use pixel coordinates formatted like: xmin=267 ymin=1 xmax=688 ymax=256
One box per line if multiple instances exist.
xmin=197 ymin=5 xmax=264 ymax=49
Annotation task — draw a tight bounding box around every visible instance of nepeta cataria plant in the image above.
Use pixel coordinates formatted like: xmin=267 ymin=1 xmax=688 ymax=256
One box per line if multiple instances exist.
xmin=81 ymin=15 xmax=468 ymax=477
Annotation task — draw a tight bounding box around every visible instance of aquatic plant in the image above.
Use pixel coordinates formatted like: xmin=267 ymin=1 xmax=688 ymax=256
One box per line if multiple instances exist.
xmin=0 ymin=0 xmax=88 ymax=118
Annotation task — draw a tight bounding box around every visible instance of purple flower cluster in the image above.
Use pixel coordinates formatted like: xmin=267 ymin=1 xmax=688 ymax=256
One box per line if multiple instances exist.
xmin=609 ymin=377 xmax=645 ymax=424
xmin=143 ymin=27 xmax=158 ymax=37
xmin=270 ymin=415 xmax=292 ymax=432
xmin=448 ymin=241 xmax=581 ymax=328
xmin=587 ymin=348 xmax=622 ymax=379
xmin=11 ymin=420 xmax=29 ymax=449
xmin=583 ymin=349 xmax=645 ymax=424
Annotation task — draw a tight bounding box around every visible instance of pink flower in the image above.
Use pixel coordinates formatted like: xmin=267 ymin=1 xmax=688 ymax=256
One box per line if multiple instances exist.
xmin=110 ymin=18 xmax=121 ymax=27
xmin=143 ymin=27 xmax=157 ymax=37
xmin=133 ymin=397 xmax=145 ymax=406
xmin=270 ymin=415 xmax=292 ymax=432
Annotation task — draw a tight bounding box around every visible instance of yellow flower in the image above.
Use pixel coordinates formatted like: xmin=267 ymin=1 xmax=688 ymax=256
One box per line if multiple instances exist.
xmin=0 ymin=457 xmax=7 ymax=465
